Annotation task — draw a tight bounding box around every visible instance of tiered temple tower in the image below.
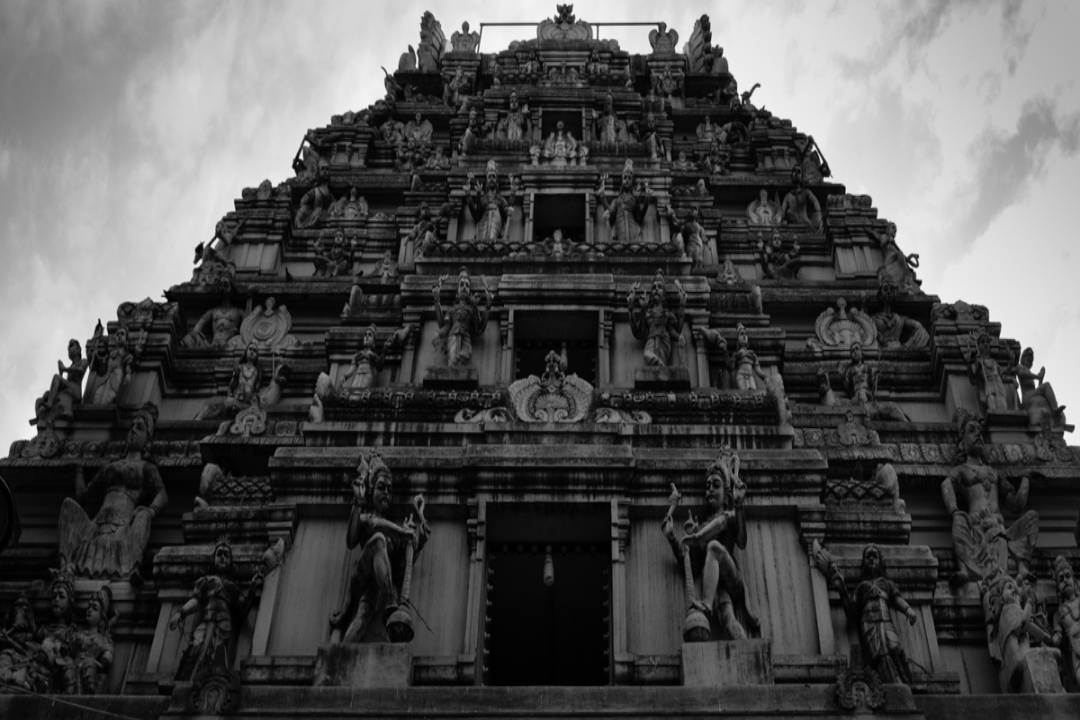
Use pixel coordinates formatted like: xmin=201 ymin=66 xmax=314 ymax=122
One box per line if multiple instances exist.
xmin=2 ymin=8 xmax=1080 ymax=719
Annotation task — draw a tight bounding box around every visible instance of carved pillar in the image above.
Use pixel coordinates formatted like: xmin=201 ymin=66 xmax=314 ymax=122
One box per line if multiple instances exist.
xmin=598 ymin=310 xmax=613 ymax=386
xmin=400 ymin=313 xmax=421 ymax=385
xmin=610 ymin=499 xmax=632 ymax=682
xmin=500 ymin=312 xmax=515 ymax=384
xmin=463 ymin=499 xmax=487 ymax=685
xmin=692 ymin=326 xmax=710 ymax=389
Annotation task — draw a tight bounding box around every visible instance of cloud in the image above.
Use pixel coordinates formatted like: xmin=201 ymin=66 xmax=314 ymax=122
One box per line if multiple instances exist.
xmin=951 ymin=97 xmax=1080 ymax=248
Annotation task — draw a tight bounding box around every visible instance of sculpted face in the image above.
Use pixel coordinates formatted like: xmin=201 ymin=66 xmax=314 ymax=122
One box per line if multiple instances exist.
xmin=363 ymin=327 xmax=376 ymax=349
xmin=85 ymin=597 xmax=103 ymax=627
xmin=245 ymin=344 xmax=259 ymax=363
xmin=705 ymin=472 xmax=725 ymax=511
xmin=214 ymin=543 xmax=233 ymax=572
xmin=1020 ymin=348 xmax=1034 ymax=369
xmin=68 ymin=339 xmax=81 ymax=361
xmin=51 ymin=585 xmax=71 ymax=619
xmin=128 ymin=415 xmax=151 ymax=450
xmin=850 ymin=344 xmax=863 ymax=363
xmin=1058 ymin=564 xmax=1076 ymax=599
xmin=372 ymin=473 xmax=392 ymax=513
xmin=962 ymin=420 xmax=984 ymax=457
xmin=862 ymin=546 xmax=882 ymax=576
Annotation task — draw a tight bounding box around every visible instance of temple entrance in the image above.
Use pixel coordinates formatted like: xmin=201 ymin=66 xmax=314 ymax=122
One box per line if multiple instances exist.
xmin=484 ymin=504 xmax=611 ymax=686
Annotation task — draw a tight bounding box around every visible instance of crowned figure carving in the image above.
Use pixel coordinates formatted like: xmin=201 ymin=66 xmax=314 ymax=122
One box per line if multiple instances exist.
xmin=537 ymin=4 xmax=592 ymax=42
xmin=237 ymin=297 xmax=298 ymax=352
xmin=507 ymin=346 xmax=593 ymax=423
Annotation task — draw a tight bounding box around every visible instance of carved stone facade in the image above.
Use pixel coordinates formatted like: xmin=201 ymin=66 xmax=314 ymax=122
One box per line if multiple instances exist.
xmin=3 ymin=8 xmax=1080 ymax=720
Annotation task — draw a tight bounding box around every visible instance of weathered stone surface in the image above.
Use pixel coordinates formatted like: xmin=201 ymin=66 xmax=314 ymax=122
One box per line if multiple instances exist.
xmin=313 ymin=643 xmax=411 ymax=688
xmin=681 ymin=640 xmax=774 ymax=687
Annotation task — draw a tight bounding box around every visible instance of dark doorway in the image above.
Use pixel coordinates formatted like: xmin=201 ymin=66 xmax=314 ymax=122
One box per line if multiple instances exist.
xmin=484 ymin=506 xmax=611 ymax=686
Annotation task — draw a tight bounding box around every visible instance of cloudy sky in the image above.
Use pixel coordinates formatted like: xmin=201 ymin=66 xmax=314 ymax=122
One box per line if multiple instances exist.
xmin=1 ymin=0 xmax=1077 ymax=450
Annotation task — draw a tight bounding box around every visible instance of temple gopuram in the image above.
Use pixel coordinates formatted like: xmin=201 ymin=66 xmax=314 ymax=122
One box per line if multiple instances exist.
xmin=3 ymin=7 xmax=1080 ymax=719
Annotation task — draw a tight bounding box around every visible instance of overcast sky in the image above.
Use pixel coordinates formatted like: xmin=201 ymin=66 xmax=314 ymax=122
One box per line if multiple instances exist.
xmin=1 ymin=0 xmax=1077 ymax=451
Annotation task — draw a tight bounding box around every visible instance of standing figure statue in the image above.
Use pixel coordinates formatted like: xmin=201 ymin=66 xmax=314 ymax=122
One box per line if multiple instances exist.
xmin=1051 ymin=555 xmax=1080 ymax=688
xmin=61 ymin=585 xmax=116 ymax=694
xmin=627 ymin=269 xmax=686 ymax=368
xmin=812 ymin=542 xmax=918 ymax=684
xmin=330 ymin=452 xmax=430 ymax=643
xmin=58 ymin=405 xmax=167 ymax=580
xmin=661 ymin=445 xmax=760 ymax=641
xmin=941 ymin=412 xmax=1038 ymax=585
xmin=965 ymin=331 xmax=1014 ymax=414
xmin=83 ymin=324 xmax=133 ymax=406
xmin=465 ymin=160 xmax=517 ymax=242
xmin=840 ymin=342 xmax=874 ymax=405
xmin=0 ymin=594 xmax=49 ymax=693
xmin=873 ymin=222 xmax=920 ymax=294
xmin=432 ymin=268 xmax=492 ymax=367
xmin=597 ymin=160 xmax=653 ymax=244
xmin=672 ymin=207 xmax=706 ymax=267
xmin=730 ymin=324 xmax=766 ymax=391
xmin=338 ymin=325 xmax=384 ymax=392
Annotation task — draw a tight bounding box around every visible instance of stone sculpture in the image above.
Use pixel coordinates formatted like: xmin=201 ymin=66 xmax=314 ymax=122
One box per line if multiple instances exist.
xmin=982 ymin=570 xmax=1063 ymax=694
xmin=964 ymin=331 xmax=1015 ymax=414
xmin=499 ymin=91 xmax=530 ymax=142
xmin=35 ymin=339 xmax=88 ymax=426
xmin=60 ymin=585 xmax=116 ymax=694
xmin=0 ymin=594 xmax=48 ymax=693
xmin=1051 ymin=555 xmax=1080 ymax=688
xmin=58 ymin=404 xmax=166 ymax=580
xmin=941 ymin=412 xmax=1038 ymax=586
xmin=409 ymin=202 xmax=440 ymax=257
xmin=661 ymin=446 xmax=760 ymax=641
xmin=170 ymin=537 xmax=283 ymax=714
xmin=432 ymin=268 xmax=492 ymax=368
xmin=873 ymin=281 xmax=929 ymax=349
xmin=874 ymin=222 xmax=920 ymax=294
xmin=1011 ymin=347 xmax=1066 ymax=432
xmin=757 ymin=230 xmax=800 ymax=280
xmin=507 ymin=346 xmax=593 ymax=423
xmin=539 ymin=121 xmax=581 ymax=166
xmin=181 ymin=290 xmax=245 ymax=350
xmin=648 ymin=21 xmax=679 ymax=54
xmin=597 ymin=160 xmax=653 ymax=244
xmin=672 ymin=207 xmax=706 ymax=267
xmin=730 ymin=324 xmax=766 ymax=391
xmin=328 ymin=187 xmax=369 ymax=221
xmin=627 ymin=269 xmax=686 ymax=368
xmin=237 ymin=297 xmax=298 ymax=352
xmin=808 ymin=298 xmax=877 ymax=352
xmin=313 ymin=229 xmax=354 ymax=278
xmin=747 ymin=188 xmax=781 ymax=226
xmin=83 ymin=324 xmax=133 ymax=406
xmin=538 ymin=4 xmax=591 ymax=42
xmin=195 ymin=343 xmax=289 ymax=428
xmin=779 ymin=167 xmax=822 ymax=230
xmin=330 ymin=452 xmax=429 ymax=643
xmin=450 ymin=20 xmax=480 ymax=53
xmin=416 ymin=11 xmax=445 ymax=72
xmin=295 ymin=181 xmax=334 ymax=228
xmin=338 ymin=325 xmax=384 ymax=393
xmin=443 ymin=67 xmax=471 ymax=112
xmin=465 ymin=160 xmax=516 ymax=242
xmin=812 ymin=542 xmax=918 ymax=684
xmin=594 ymin=93 xmax=628 ymax=145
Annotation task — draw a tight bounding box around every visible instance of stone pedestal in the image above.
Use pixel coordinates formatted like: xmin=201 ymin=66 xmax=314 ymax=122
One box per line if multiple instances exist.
xmin=634 ymin=366 xmax=691 ymax=391
xmin=313 ymin=643 xmax=411 ymax=688
xmin=423 ymin=366 xmax=479 ymax=389
xmin=681 ymin=639 xmax=774 ymax=687
xmin=1004 ymin=647 xmax=1065 ymax=694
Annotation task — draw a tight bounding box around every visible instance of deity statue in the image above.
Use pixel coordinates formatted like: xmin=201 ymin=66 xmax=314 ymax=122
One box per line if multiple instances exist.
xmin=499 ymin=91 xmax=529 ymax=142
xmin=873 ymin=281 xmax=929 ymax=349
xmin=409 ymin=202 xmax=440 ymax=256
xmin=0 ymin=594 xmax=49 ymax=693
xmin=654 ymin=68 xmax=680 ymax=109
xmin=313 ymin=229 xmax=354 ymax=278
xmin=627 ymin=269 xmax=686 ymax=367
xmin=982 ymin=570 xmax=1062 ymax=693
xmin=450 ymin=20 xmax=480 ymax=53
xmin=330 ymin=452 xmax=429 ymax=643
xmin=661 ymin=446 xmax=760 ymax=641
xmin=757 ymin=230 xmax=800 ymax=279
xmin=432 ymin=268 xmax=492 ymax=368
xmin=181 ymin=290 xmax=244 ymax=350
xmin=672 ymin=150 xmax=695 ymax=171
xmin=169 ymin=537 xmax=277 ymax=687
xmin=730 ymin=323 xmax=766 ymax=391
xmin=236 ymin=296 xmax=298 ymax=352
xmin=375 ymin=250 xmax=398 ymax=282
xmin=747 ymin=188 xmax=780 ymax=226
xmin=964 ymin=331 xmax=1015 ymax=414
xmin=540 ymin=121 xmax=580 ymax=166
xmin=34 ymin=567 xmax=77 ymax=689
xmin=465 ymin=160 xmax=517 ymax=242
xmin=338 ymin=325 xmax=384 ymax=393
xmin=696 ymin=116 xmax=719 ymax=144
xmin=840 ymin=342 xmax=874 ymax=404
xmin=672 ymin=207 xmax=706 ymax=267
xmin=295 ymin=181 xmax=334 ymax=228
xmin=458 ymin=108 xmax=488 ymax=156
xmin=1051 ymin=555 xmax=1080 ymax=688
xmin=941 ymin=413 xmax=1038 ymax=585
xmin=59 ymin=585 xmax=115 ymax=694
xmin=648 ymin=21 xmax=679 ymax=54
xmin=597 ymin=160 xmax=653 ymax=244
xmin=812 ymin=543 xmax=918 ymax=684
xmin=36 ymin=339 xmax=88 ymax=425
xmin=58 ymin=405 xmax=167 ymax=580
xmin=873 ymin=222 xmax=920 ymax=294
xmin=593 ymin=93 xmax=627 ymax=145
xmin=779 ymin=167 xmax=822 ymax=230
xmin=444 ymin=67 xmax=471 ymax=112
xmin=1010 ymin=347 xmax=1066 ymax=431
xmin=83 ymin=324 xmax=133 ymax=406
xmin=328 ymin=187 xmax=369 ymax=221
